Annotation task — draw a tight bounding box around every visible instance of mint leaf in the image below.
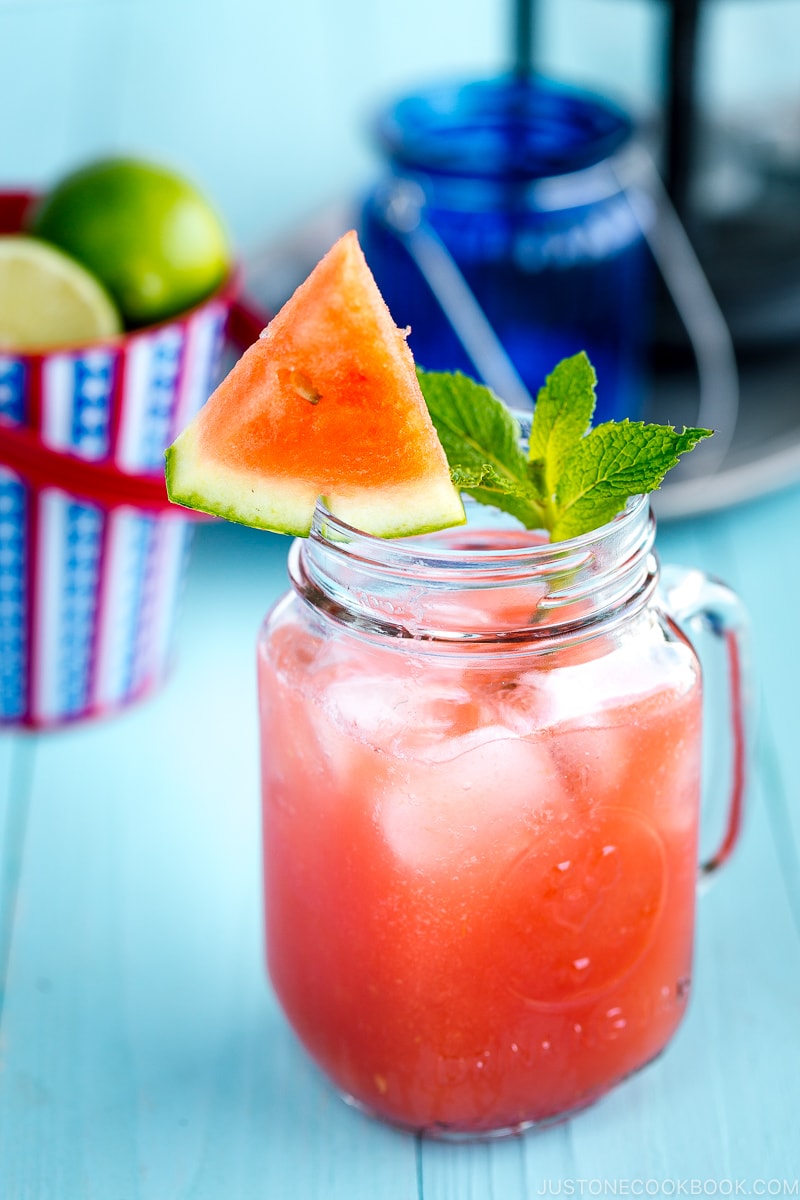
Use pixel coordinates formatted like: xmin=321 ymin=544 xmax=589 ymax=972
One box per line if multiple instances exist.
xmin=417 ymin=369 xmax=547 ymax=528
xmin=528 ymin=351 xmax=597 ymax=495
xmin=552 ymin=421 xmax=712 ymax=540
xmin=417 ymin=358 xmax=712 ymax=543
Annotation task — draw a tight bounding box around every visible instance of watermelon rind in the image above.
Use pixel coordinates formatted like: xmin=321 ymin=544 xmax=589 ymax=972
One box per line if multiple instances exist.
xmin=166 ymin=424 xmax=466 ymax=539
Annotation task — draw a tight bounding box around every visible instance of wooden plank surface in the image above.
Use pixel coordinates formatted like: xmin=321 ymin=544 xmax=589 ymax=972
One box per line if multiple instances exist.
xmin=1 ymin=484 xmax=799 ymax=1197
xmin=0 ymin=735 xmax=36 ymax=1023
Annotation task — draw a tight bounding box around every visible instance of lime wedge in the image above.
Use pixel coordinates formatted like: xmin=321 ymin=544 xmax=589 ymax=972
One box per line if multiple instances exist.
xmin=0 ymin=235 xmax=122 ymax=351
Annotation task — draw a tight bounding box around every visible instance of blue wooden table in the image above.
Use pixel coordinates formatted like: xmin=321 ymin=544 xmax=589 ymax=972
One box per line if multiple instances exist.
xmin=1 ymin=481 xmax=799 ymax=1198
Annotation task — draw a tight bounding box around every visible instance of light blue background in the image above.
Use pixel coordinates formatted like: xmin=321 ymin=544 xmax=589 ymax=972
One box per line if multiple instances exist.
xmin=1 ymin=0 xmax=797 ymax=258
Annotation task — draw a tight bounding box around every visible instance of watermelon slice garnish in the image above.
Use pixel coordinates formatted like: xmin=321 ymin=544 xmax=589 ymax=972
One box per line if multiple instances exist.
xmin=165 ymin=231 xmax=466 ymax=538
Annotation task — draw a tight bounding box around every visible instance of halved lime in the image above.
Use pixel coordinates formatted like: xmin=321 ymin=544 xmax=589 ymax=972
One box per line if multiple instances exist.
xmin=0 ymin=235 xmax=122 ymax=351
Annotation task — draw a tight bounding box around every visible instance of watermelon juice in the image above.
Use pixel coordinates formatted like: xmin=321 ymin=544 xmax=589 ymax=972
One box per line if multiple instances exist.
xmin=257 ymin=497 xmax=703 ymax=1135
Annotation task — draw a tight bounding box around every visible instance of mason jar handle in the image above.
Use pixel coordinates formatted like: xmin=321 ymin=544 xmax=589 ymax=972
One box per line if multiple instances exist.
xmin=659 ymin=563 xmax=751 ymax=880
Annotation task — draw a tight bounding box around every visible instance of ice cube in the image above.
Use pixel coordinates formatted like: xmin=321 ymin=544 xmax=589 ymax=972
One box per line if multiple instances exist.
xmin=380 ymin=728 xmax=568 ymax=872
xmin=548 ymin=686 xmax=701 ymax=834
xmin=478 ymin=672 xmax=559 ymax=736
xmin=315 ymin=642 xmax=490 ymax=756
xmin=549 ymin=722 xmax=636 ymax=806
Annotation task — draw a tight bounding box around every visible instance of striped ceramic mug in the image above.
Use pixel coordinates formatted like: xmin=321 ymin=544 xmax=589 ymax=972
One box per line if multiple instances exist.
xmin=0 ymin=191 xmax=263 ymax=728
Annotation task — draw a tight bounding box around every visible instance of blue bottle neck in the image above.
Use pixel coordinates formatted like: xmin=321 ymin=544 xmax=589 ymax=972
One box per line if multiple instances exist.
xmin=376 ymin=75 xmax=634 ymax=188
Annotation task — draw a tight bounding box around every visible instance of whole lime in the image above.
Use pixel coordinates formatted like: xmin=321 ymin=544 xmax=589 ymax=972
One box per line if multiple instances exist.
xmin=29 ymin=158 xmax=232 ymax=328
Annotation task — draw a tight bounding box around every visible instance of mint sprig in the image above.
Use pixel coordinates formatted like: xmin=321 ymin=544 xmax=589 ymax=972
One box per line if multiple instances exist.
xmin=418 ymin=352 xmax=712 ymax=541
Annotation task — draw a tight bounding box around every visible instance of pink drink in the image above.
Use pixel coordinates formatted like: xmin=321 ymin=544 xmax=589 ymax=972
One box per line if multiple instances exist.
xmin=258 ymin=511 xmax=703 ymax=1135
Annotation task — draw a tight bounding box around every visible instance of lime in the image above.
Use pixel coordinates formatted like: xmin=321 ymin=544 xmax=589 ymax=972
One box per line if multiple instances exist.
xmin=28 ymin=158 xmax=231 ymax=328
xmin=0 ymin=235 xmax=122 ymax=350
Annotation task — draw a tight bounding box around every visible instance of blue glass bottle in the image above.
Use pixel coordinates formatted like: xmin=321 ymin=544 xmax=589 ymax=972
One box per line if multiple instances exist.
xmin=359 ymin=76 xmax=653 ymax=422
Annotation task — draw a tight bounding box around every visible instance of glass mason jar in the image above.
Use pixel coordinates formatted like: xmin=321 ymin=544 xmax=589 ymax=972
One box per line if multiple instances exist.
xmin=257 ymin=489 xmax=748 ymax=1137
xmin=359 ymin=76 xmax=654 ymax=423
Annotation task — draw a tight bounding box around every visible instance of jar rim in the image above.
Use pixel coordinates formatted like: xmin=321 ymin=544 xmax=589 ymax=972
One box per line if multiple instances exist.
xmin=374 ymin=74 xmax=635 ymax=185
xmin=297 ymin=406 xmax=657 ymax=645
xmin=296 ymin=492 xmax=656 ymax=647
xmin=308 ymin=492 xmax=651 ymax=580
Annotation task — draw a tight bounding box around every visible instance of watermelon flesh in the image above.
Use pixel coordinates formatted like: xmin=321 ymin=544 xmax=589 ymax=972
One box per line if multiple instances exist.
xmin=165 ymin=231 xmax=465 ymax=538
